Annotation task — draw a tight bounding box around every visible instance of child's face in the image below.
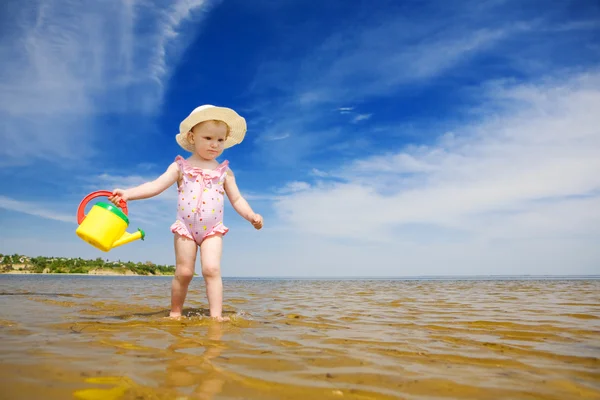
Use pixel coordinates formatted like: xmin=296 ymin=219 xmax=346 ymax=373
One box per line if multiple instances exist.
xmin=189 ymin=120 xmax=228 ymax=160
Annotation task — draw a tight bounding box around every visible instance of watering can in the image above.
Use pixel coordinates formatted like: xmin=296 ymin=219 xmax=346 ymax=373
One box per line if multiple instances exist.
xmin=76 ymin=190 xmax=145 ymax=252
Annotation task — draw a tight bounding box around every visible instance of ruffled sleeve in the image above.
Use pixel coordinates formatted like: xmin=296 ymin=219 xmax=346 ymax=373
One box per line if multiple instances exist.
xmin=215 ymin=160 xmax=229 ymax=175
xmin=174 ymin=155 xmax=194 ymax=175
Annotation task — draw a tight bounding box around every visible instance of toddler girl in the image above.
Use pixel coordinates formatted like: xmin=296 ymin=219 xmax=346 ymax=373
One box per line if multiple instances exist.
xmin=109 ymin=105 xmax=263 ymax=321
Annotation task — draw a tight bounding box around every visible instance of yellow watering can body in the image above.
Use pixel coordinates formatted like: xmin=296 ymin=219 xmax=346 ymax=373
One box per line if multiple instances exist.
xmin=76 ymin=191 xmax=145 ymax=252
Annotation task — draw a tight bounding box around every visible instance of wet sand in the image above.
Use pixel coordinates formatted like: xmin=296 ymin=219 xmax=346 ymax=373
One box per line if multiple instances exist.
xmin=1 ymin=275 xmax=599 ymax=399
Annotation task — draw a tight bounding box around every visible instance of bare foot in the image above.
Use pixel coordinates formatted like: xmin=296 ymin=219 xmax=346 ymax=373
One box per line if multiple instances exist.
xmin=211 ymin=315 xmax=230 ymax=322
xmin=166 ymin=312 xmax=182 ymax=320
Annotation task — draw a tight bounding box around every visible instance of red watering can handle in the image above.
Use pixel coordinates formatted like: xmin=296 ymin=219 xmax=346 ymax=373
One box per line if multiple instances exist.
xmin=77 ymin=190 xmax=128 ymax=224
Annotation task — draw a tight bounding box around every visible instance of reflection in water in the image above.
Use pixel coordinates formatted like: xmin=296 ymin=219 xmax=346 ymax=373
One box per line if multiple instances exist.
xmin=0 ymin=275 xmax=599 ymax=399
xmin=165 ymin=322 xmax=226 ymax=399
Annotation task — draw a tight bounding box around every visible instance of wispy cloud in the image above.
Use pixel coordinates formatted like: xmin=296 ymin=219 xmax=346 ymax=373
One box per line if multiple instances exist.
xmin=246 ymin=1 xmax=539 ymax=167
xmin=252 ymin=2 xmax=532 ymax=106
xmin=278 ymin=181 xmax=311 ymax=194
xmin=0 ymin=195 xmax=73 ymax=223
xmin=149 ymin=0 xmax=219 ymax=86
xmin=0 ymin=0 xmax=216 ymax=165
xmin=352 ymin=114 xmax=372 ymax=123
xmin=549 ymin=20 xmax=600 ymax=32
xmin=272 ymin=71 xmax=600 ymax=242
xmin=311 ymin=168 xmax=329 ymax=178
xmin=337 ymin=107 xmax=373 ymax=123
xmin=262 ymin=133 xmax=291 ymax=141
xmin=296 ymin=27 xmax=512 ymax=104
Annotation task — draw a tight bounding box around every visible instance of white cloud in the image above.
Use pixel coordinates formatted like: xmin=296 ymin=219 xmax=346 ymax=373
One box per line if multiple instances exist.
xmin=272 ymin=72 xmax=600 ymax=250
xmin=0 ymin=0 xmax=215 ymax=165
xmin=149 ymin=0 xmax=217 ymax=85
xmin=549 ymin=20 xmax=600 ymax=32
xmin=311 ymin=168 xmax=329 ymax=178
xmin=352 ymin=113 xmax=372 ymax=123
xmin=278 ymin=181 xmax=311 ymax=193
xmin=246 ymin=1 xmax=535 ymax=168
xmin=229 ymin=230 xmax=599 ymax=276
xmin=262 ymin=133 xmax=291 ymax=141
xmin=0 ymin=195 xmax=73 ymax=223
xmin=254 ymin=14 xmax=527 ymax=106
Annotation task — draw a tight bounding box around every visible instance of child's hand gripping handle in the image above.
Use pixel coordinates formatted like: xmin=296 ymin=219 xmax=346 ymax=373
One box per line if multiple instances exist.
xmin=77 ymin=190 xmax=128 ymax=224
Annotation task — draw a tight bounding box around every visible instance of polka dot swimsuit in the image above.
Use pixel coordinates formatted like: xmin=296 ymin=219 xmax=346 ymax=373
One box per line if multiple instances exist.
xmin=170 ymin=155 xmax=229 ymax=245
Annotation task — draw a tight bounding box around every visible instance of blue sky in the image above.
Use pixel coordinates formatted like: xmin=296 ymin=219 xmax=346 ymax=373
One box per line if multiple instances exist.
xmin=0 ymin=0 xmax=599 ymax=276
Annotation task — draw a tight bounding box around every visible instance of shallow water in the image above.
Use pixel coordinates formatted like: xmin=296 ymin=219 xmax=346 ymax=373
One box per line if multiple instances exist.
xmin=0 ymin=275 xmax=599 ymax=400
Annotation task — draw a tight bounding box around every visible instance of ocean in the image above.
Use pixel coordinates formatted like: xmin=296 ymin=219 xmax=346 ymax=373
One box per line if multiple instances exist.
xmin=1 ymin=274 xmax=599 ymax=399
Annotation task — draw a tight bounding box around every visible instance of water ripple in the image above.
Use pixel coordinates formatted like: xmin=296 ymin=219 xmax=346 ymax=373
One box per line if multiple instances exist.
xmin=0 ymin=276 xmax=598 ymax=399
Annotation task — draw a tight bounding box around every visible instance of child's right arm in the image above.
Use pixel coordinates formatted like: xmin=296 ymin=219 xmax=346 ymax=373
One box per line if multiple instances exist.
xmin=109 ymin=162 xmax=180 ymax=204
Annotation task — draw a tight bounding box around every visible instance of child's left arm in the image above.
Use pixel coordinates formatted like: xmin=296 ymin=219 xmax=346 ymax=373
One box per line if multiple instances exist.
xmin=224 ymin=168 xmax=263 ymax=230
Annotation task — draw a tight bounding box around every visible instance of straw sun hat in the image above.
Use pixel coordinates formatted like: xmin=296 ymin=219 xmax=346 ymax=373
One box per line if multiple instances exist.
xmin=176 ymin=104 xmax=247 ymax=151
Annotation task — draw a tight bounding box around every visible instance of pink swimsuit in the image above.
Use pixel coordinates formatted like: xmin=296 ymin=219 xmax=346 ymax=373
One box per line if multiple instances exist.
xmin=170 ymin=156 xmax=229 ymax=244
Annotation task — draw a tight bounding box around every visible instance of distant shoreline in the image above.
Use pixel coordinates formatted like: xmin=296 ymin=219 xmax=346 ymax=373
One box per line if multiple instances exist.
xmin=2 ymin=272 xmax=598 ymax=280
xmin=0 ymin=253 xmax=176 ymax=276
xmin=1 ymin=271 xmax=171 ymax=276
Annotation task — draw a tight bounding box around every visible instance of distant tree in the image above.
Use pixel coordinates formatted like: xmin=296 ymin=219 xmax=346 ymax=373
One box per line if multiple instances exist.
xmin=0 ymin=253 xmax=175 ymax=275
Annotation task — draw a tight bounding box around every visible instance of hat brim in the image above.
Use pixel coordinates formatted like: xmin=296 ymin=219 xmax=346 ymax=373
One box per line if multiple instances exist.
xmin=176 ymin=106 xmax=247 ymax=151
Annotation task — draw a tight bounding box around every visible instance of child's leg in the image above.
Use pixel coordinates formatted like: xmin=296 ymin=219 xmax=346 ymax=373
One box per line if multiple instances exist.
xmin=170 ymin=234 xmax=198 ymax=318
xmin=199 ymin=234 xmax=225 ymax=319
